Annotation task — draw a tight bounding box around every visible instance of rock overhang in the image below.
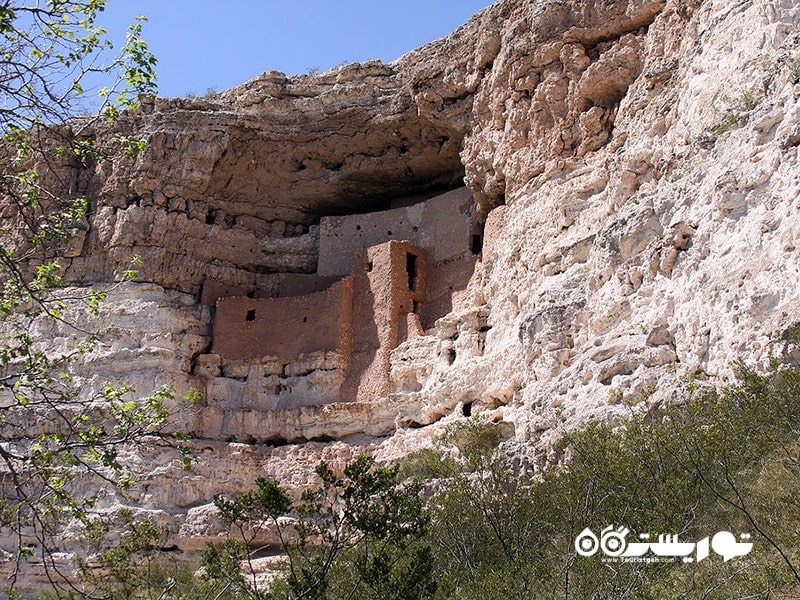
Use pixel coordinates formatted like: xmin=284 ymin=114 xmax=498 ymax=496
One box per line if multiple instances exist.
xmin=118 ymin=65 xmax=469 ymax=227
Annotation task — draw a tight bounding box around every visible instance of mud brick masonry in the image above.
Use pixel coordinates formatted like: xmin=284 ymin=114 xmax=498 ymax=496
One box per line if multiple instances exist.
xmin=204 ymin=187 xmax=480 ymax=403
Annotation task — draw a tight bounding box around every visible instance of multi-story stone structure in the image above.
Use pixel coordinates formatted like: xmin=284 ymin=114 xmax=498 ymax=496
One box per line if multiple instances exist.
xmin=200 ymin=186 xmax=479 ymax=407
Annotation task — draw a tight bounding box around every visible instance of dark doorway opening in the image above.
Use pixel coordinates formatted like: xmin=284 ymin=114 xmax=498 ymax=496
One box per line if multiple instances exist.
xmin=406 ymin=252 xmax=418 ymax=291
xmin=471 ymin=234 xmax=483 ymax=255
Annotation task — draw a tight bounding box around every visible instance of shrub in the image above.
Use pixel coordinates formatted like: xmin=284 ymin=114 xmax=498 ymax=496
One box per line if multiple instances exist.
xmin=427 ymin=341 xmax=800 ymax=598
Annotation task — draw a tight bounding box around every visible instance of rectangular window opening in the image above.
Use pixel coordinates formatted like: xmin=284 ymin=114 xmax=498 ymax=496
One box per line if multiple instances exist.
xmin=246 ymin=309 xmax=256 ymax=322
xmin=406 ymin=252 xmax=418 ymax=291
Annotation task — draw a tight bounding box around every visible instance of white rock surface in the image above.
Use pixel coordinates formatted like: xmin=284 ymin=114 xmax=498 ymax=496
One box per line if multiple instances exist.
xmin=4 ymin=0 xmax=800 ymax=587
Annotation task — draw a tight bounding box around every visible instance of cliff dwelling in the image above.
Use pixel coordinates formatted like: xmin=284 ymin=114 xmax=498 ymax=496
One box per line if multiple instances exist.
xmin=197 ymin=186 xmax=481 ymax=411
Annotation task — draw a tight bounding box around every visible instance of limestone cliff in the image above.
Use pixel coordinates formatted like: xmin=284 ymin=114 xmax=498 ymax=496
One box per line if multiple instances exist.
xmin=6 ymin=0 xmax=800 ymax=578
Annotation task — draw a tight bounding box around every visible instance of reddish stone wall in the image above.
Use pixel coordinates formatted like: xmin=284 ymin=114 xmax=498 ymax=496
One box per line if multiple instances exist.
xmin=342 ymin=241 xmax=427 ymax=402
xmin=212 ymin=277 xmax=354 ymax=362
xmin=201 ymin=280 xmax=250 ymax=306
xmin=424 ymin=253 xmax=478 ymax=329
xmin=204 ymin=186 xmax=480 ymax=404
xmin=201 ymin=274 xmax=343 ymax=307
xmin=275 ymin=274 xmax=341 ymax=297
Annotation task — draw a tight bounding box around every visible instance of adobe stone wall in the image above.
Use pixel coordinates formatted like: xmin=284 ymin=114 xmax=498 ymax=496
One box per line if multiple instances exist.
xmin=424 ymin=253 xmax=478 ymax=330
xmin=204 ymin=185 xmax=480 ymax=405
xmin=317 ymin=187 xmax=473 ymax=276
xmin=200 ymin=279 xmax=274 ymax=306
xmin=200 ymin=274 xmax=342 ymax=307
xmin=342 ymin=241 xmax=427 ymax=402
xmin=275 ymin=273 xmax=341 ymax=297
xmin=211 ymin=277 xmax=354 ymax=362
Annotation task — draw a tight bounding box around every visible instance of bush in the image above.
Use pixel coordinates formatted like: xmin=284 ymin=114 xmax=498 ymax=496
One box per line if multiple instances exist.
xmin=204 ymin=456 xmax=436 ymax=600
xmin=152 ymin=338 xmax=800 ymax=599
xmin=426 ymin=349 xmax=800 ymax=598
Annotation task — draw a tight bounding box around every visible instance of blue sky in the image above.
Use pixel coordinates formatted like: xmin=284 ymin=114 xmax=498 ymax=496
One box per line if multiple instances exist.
xmin=98 ymin=1 xmax=495 ymax=98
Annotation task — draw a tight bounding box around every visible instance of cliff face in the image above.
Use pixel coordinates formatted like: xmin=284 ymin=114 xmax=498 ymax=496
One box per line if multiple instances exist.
xmin=9 ymin=0 xmax=800 ymax=573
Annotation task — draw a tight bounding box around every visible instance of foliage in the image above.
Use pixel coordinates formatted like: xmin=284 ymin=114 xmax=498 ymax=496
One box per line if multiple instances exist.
xmin=184 ymin=88 xmax=218 ymax=101
xmin=0 ymin=1 xmax=168 ymax=596
xmin=0 ymin=1 xmax=157 ymax=130
xmin=419 ymin=345 xmax=800 ymax=599
xmin=205 ymin=456 xmax=436 ymax=600
xmin=76 ymin=508 xmax=171 ymax=599
xmin=416 ymin=420 xmax=547 ymax=600
xmin=789 ymin=56 xmax=800 ymax=85
xmin=208 ymin=369 xmax=798 ymax=600
xmin=710 ymin=85 xmax=764 ymax=135
xmin=38 ymin=508 xmax=225 ymax=600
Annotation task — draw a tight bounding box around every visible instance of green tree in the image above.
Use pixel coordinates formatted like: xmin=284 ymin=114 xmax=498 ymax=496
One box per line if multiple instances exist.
xmin=206 ymin=456 xmax=436 ymax=600
xmin=0 ymin=1 xmax=169 ymax=596
xmin=419 ymin=341 xmax=800 ymax=599
xmin=412 ymin=420 xmax=552 ymax=600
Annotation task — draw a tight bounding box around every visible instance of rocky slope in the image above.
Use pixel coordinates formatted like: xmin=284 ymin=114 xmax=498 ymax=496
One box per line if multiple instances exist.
xmin=6 ymin=0 xmax=800 ymax=580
